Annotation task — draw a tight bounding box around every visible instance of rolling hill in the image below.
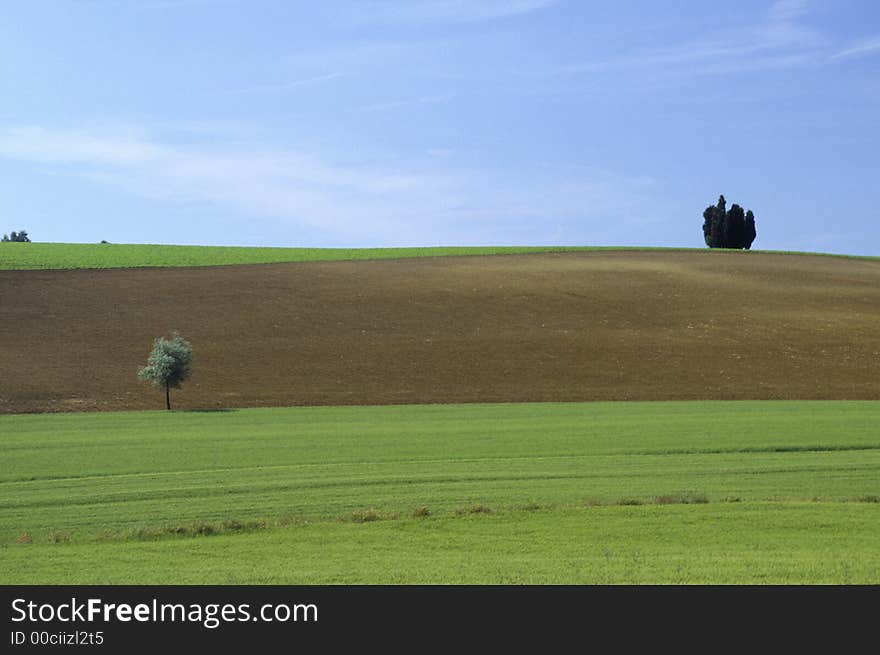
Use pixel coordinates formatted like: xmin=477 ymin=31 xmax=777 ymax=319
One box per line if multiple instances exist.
xmin=1 ymin=249 xmax=878 ymax=413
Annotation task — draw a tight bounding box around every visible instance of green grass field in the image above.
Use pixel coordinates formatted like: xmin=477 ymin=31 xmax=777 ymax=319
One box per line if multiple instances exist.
xmin=0 ymin=242 xmax=630 ymax=270
xmin=1 ymin=401 xmax=878 ymax=583
xmin=1 ymin=242 xmax=876 ymax=270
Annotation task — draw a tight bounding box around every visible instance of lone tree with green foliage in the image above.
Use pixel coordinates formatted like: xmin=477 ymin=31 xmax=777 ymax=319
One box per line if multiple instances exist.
xmin=137 ymin=333 xmax=193 ymax=410
xmin=702 ymin=195 xmax=756 ymax=249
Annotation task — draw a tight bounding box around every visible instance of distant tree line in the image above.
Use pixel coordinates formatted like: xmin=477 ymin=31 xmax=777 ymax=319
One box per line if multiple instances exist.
xmin=702 ymin=196 xmax=756 ymax=249
xmin=1 ymin=230 xmax=30 ymax=242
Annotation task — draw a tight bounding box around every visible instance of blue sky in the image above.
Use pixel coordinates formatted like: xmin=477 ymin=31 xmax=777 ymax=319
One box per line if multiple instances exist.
xmin=1 ymin=0 xmax=878 ymax=254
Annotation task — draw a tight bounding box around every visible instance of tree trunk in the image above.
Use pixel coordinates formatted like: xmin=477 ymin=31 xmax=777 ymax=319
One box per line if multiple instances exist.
xmin=166 ymin=383 xmax=171 ymax=411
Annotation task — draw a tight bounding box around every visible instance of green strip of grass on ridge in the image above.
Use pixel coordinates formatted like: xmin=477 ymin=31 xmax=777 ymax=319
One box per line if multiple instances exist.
xmin=0 ymin=243 xmax=628 ymax=270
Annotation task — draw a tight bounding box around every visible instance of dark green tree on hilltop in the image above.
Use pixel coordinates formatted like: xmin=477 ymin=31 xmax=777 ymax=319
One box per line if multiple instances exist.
xmin=744 ymin=210 xmax=757 ymax=250
xmin=701 ymin=195 xmax=757 ymax=249
xmin=726 ymin=204 xmax=746 ymax=249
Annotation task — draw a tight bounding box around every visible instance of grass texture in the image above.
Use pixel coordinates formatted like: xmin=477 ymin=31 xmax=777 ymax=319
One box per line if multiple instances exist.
xmin=0 ymin=243 xmax=641 ymax=270
xmin=1 ymin=401 xmax=878 ymax=583
xmin=1 ymin=242 xmax=876 ymax=270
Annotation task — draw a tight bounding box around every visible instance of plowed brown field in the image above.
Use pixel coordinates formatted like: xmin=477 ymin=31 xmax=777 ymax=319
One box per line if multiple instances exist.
xmin=1 ymin=250 xmax=878 ymax=413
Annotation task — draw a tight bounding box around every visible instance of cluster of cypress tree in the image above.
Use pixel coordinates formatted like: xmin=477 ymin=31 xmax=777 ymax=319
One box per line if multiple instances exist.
xmin=702 ymin=195 xmax=756 ymax=249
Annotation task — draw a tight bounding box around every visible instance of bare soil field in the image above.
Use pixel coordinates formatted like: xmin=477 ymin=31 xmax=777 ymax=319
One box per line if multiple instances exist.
xmin=1 ymin=250 xmax=878 ymax=413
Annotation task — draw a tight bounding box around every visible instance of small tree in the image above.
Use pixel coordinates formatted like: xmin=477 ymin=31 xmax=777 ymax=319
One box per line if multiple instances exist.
xmin=726 ymin=204 xmax=746 ymax=249
xmin=701 ymin=206 xmax=715 ymax=246
xmin=710 ymin=205 xmax=725 ymax=248
xmin=744 ymin=210 xmax=757 ymax=250
xmin=137 ymin=332 xmax=192 ymax=410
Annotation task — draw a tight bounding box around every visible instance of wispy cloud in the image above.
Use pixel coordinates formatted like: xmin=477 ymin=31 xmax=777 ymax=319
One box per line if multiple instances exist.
xmin=831 ymin=35 xmax=880 ymax=61
xmin=0 ymin=126 xmax=164 ymax=166
xmin=561 ymin=0 xmax=824 ymax=79
xmin=359 ymin=0 xmax=558 ymax=24
xmin=767 ymin=0 xmax=810 ymax=22
xmin=358 ymin=93 xmax=454 ymax=112
xmin=0 ymin=124 xmax=657 ymax=246
xmin=0 ymin=125 xmax=428 ymax=242
xmin=75 ymin=0 xmax=238 ymax=8
xmin=216 ymin=72 xmax=344 ymax=96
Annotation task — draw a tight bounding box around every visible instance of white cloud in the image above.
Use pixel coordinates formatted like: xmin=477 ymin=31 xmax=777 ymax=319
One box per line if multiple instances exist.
xmin=75 ymin=0 xmax=238 ymax=8
xmin=216 ymin=73 xmax=344 ymax=96
xmin=767 ymin=0 xmax=810 ymax=23
xmin=0 ymin=124 xmax=657 ymax=246
xmin=357 ymin=94 xmax=454 ymax=112
xmin=0 ymin=126 xmax=164 ymax=166
xmin=831 ymin=35 xmax=880 ymax=61
xmin=360 ymin=0 xmax=558 ymax=24
xmin=560 ymin=0 xmax=824 ymax=79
